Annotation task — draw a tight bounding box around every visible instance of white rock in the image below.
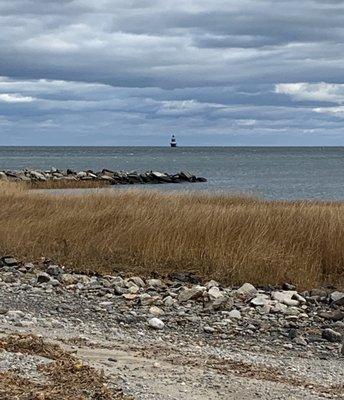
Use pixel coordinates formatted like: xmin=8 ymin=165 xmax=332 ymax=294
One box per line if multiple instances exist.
xmin=228 ymin=310 xmax=242 ymax=319
xmin=250 ymin=294 xmax=270 ymax=307
xmin=205 ymin=280 xmax=219 ymax=289
xmin=331 ymin=291 xmax=344 ymax=305
xmin=128 ymin=284 xmax=140 ymax=294
xmin=271 ymin=291 xmax=299 ymax=306
xmin=208 ymin=286 xmax=224 ymax=300
xmin=148 ymin=317 xmax=165 ymax=330
xmin=147 ymin=279 xmax=163 ymax=288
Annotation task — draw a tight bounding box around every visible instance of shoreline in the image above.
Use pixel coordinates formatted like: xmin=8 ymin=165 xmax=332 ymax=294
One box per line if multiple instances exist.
xmin=0 ymin=256 xmax=343 ymax=399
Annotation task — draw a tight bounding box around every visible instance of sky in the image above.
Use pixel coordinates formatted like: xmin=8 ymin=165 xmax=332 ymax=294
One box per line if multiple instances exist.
xmin=1 ymin=0 xmax=344 ymax=146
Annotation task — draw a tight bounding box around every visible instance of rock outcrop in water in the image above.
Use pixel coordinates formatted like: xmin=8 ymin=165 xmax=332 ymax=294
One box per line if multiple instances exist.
xmin=0 ymin=168 xmax=207 ymax=185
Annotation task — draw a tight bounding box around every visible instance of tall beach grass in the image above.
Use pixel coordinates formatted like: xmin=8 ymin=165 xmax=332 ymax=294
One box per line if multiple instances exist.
xmin=0 ymin=181 xmax=343 ymax=288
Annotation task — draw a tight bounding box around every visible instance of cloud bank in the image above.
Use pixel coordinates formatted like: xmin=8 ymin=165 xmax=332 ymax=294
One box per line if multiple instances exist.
xmin=0 ymin=0 xmax=344 ymax=145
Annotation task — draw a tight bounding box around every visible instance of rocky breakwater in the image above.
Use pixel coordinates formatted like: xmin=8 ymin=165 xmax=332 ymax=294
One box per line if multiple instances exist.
xmin=0 ymin=168 xmax=207 ymax=185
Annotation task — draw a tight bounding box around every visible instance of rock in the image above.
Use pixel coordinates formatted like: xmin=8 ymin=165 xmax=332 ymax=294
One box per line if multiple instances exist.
xmin=271 ymin=302 xmax=288 ymax=314
xmin=235 ymin=283 xmax=257 ymax=298
xmin=128 ymin=284 xmax=140 ymax=294
xmin=228 ymin=310 xmax=241 ymax=319
xmin=250 ymin=294 xmax=270 ymax=307
xmin=283 ymin=283 xmax=296 ymax=290
xmin=148 ymin=317 xmax=164 ymax=330
xmin=294 ymin=336 xmax=307 ymax=346
xmin=203 ymin=326 xmax=215 ymax=333
xmin=149 ymin=306 xmax=164 ymax=316
xmin=318 ymin=310 xmax=344 ymax=321
xmin=122 ymin=293 xmax=138 ymax=301
xmin=130 ymin=276 xmax=145 ymax=287
xmin=205 ymin=296 xmax=229 ymax=311
xmin=208 ymin=286 xmax=224 ymax=300
xmin=46 ymin=265 xmax=63 ymax=277
xmin=36 ymin=272 xmax=51 ymax=284
xmin=271 ymin=291 xmax=300 ymax=306
xmin=30 ymin=170 xmax=46 ymax=181
xmin=322 ymin=328 xmax=342 ymax=343
xmin=140 ymin=293 xmax=154 ymax=306
xmin=164 ymin=296 xmax=174 ymax=307
xmin=1 ymin=256 xmax=18 ymax=267
xmin=147 ymin=279 xmax=163 ymax=288
xmin=59 ymin=273 xmax=85 ymax=285
xmin=330 ymin=291 xmax=344 ymax=306
xmin=178 ymin=286 xmax=205 ymax=302
xmin=0 ymin=171 xmax=8 ymax=180
xmin=205 ymin=280 xmax=219 ymax=289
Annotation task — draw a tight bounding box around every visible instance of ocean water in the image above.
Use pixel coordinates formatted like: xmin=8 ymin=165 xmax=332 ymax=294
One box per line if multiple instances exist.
xmin=0 ymin=146 xmax=344 ymax=200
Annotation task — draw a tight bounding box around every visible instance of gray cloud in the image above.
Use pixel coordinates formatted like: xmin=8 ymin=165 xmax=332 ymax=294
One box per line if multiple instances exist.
xmin=0 ymin=0 xmax=344 ymax=144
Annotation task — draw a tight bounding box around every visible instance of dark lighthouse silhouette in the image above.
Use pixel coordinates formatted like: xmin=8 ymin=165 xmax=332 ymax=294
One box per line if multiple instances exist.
xmin=170 ymin=134 xmax=177 ymax=147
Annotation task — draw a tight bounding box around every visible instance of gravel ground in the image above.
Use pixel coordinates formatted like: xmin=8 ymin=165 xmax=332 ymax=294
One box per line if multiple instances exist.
xmin=0 ymin=257 xmax=343 ymax=399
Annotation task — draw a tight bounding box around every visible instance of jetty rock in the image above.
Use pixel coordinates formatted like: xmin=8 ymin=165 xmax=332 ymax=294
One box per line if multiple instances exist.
xmin=0 ymin=168 xmax=207 ymax=185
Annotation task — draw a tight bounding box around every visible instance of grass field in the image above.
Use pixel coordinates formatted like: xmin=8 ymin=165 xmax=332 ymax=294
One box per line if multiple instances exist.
xmin=0 ymin=181 xmax=343 ymax=289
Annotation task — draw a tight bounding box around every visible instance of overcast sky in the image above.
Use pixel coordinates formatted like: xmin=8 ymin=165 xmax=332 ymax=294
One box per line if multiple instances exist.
xmin=1 ymin=0 xmax=344 ymax=145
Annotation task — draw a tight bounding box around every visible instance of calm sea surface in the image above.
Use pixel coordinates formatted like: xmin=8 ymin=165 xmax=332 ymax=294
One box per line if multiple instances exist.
xmin=0 ymin=146 xmax=344 ymax=200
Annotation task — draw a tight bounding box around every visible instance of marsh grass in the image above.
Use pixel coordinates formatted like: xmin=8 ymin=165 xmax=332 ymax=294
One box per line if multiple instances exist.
xmin=26 ymin=179 xmax=111 ymax=190
xmin=0 ymin=181 xmax=343 ymax=288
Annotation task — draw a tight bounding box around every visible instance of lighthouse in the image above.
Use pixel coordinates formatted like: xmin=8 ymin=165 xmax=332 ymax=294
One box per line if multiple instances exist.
xmin=170 ymin=134 xmax=177 ymax=147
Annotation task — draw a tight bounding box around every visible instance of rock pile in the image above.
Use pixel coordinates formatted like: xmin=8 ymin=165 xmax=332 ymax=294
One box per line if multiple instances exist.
xmin=0 ymin=256 xmax=343 ymax=357
xmin=0 ymin=168 xmax=207 ymax=185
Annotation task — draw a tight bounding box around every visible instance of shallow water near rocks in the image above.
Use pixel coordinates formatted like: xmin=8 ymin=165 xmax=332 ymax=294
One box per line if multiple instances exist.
xmin=2 ymin=146 xmax=344 ymax=200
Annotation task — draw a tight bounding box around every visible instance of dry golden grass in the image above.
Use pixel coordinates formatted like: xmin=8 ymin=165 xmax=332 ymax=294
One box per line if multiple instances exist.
xmin=0 ymin=181 xmax=343 ymax=288
xmin=26 ymin=179 xmax=111 ymax=190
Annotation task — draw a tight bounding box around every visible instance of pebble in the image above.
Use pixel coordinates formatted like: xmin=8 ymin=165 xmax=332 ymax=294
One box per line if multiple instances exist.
xmin=148 ymin=318 xmax=165 ymax=330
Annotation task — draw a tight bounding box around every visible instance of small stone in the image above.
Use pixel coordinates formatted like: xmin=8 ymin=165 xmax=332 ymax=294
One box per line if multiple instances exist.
xmin=148 ymin=317 xmax=164 ymax=330
xmin=294 ymin=336 xmax=307 ymax=346
xmin=208 ymin=286 xmax=224 ymax=300
xmin=147 ymin=279 xmax=163 ymax=288
xmin=205 ymin=280 xmax=219 ymax=289
xmin=149 ymin=306 xmax=164 ymax=316
xmin=122 ymin=293 xmax=138 ymax=301
xmin=36 ymin=272 xmax=51 ymax=284
xmin=283 ymin=283 xmax=296 ymax=290
xmin=163 ymin=296 xmax=174 ymax=307
xmin=250 ymin=294 xmax=270 ymax=307
xmin=228 ymin=310 xmax=241 ymax=319
xmin=128 ymin=284 xmax=140 ymax=294
xmin=322 ymin=328 xmax=342 ymax=343
xmin=130 ymin=276 xmax=145 ymax=287
xmin=235 ymin=283 xmax=257 ymax=298
xmin=204 ymin=326 xmax=215 ymax=333
xmin=178 ymin=286 xmax=205 ymax=302
xmin=46 ymin=265 xmax=63 ymax=276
